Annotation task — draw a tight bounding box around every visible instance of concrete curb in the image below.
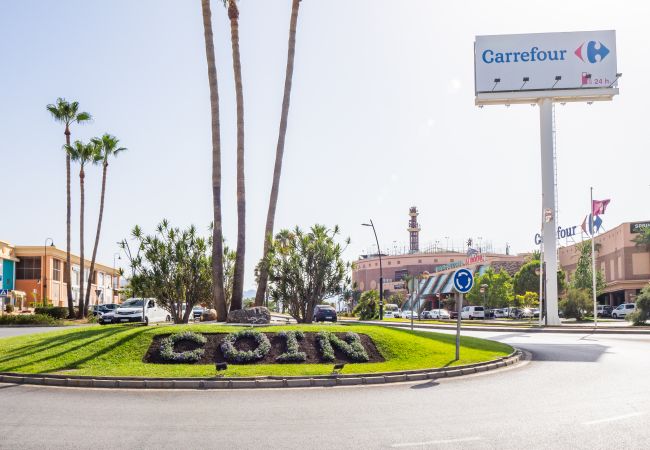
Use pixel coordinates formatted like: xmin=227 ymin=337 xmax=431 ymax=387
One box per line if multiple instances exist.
xmin=0 ymin=350 xmax=523 ymax=390
xmin=355 ymin=320 xmax=650 ymax=335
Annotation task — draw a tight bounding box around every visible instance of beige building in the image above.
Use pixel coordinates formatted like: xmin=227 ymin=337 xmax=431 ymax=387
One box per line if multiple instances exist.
xmin=558 ymin=220 xmax=650 ymax=305
xmin=11 ymin=244 xmax=119 ymax=309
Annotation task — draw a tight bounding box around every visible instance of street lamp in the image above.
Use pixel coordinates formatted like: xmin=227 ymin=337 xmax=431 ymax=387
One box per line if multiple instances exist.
xmin=43 ymin=238 xmax=55 ymax=306
xmin=113 ymin=252 xmax=121 ymax=302
xmin=362 ymin=220 xmax=383 ymax=320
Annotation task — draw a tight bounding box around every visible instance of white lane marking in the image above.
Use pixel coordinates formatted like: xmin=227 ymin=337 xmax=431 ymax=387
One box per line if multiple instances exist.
xmin=391 ymin=436 xmax=483 ymax=447
xmin=583 ymin=411 xmax=645 ymax=425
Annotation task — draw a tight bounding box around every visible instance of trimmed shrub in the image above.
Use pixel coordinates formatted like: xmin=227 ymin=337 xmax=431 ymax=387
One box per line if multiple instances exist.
xmin=160 ymin=331 xmax=207 ymax=363
xmin=276 ymin=330 xmax=306 ymax=362
xmin=0 ymin=314 xmax=60 ymax=326
xmin=559 ymin=288 xmax=591 ymax=320
xmin=628 ymin=286 xmax=650 ymax=326
xmin=34 ymin=307 xmax=69 ymax=320
xmin=316 ymin=331 xmax=369 ymax=362
xmin=220 ymin=329 xmax=271 ymax=363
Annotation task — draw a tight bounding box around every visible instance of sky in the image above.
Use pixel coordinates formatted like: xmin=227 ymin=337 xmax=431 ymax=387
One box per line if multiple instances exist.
xmin=1 ymin=0 xmax=649 ymax=291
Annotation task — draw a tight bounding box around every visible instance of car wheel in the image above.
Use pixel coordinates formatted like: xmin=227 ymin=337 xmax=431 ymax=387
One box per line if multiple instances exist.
xmin=144 ymin=317 xmax=149 ymax=326
xmin=469 ymin=315 xmax=473 ymax=320
xmin=166 ymin=315 xmax=171 ymax=322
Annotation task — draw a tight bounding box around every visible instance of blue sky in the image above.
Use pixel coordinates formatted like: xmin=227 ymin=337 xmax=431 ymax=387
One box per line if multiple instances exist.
xmin=1 ymin=0 xmax=648 ymax=290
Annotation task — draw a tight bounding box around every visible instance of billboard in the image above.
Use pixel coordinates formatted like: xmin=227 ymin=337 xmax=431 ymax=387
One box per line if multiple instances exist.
xmin=474 ymin=30 xmax=617 ymax=95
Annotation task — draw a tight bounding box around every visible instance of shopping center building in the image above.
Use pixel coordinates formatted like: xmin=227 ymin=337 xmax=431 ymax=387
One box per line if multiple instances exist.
xmin=559 ymin=220 xmax=650 ymax=305
xmin=0 ymin=240 xmax=119 ymax=310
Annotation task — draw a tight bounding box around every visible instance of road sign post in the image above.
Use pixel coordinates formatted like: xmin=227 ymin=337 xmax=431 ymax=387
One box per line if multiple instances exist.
xmin=453 ymin=269 xmax=474 ymax=360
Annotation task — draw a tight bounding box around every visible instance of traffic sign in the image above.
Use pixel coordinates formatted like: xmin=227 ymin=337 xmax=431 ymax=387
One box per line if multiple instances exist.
xmin=453 ymin=269 xmax=474 ymax=293
xmin=0 ymin=289 xmax=9 ymax=297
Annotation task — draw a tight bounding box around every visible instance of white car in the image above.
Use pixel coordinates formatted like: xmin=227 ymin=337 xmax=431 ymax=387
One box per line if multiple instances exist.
xmin=113 ymin=298 xmax=171 ymax=325
xmin=403 ymin=310 xmax=419 ymax=319
xmin=493 ymin=309 xmax=507 ymax=318
xmin=430 ymin=309 xmax=450 ymax=319
xmin=612 ymin=303 xmax=636 ymax=319
xmin=460 ymin=305 xmax=485 ymax=320
xmin=383 ymin=304 xmax=401 ymax=319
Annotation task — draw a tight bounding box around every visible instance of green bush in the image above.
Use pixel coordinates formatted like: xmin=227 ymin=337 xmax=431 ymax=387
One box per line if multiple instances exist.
xmin=559 ymin=288 xmax=591 ymax=320
xmin=34 ymin=307 xmax=69 ymax=319
xmin=353 ymin=290 xmax=379 ymax=320
xmin=5 ymin=305 xmax=14 ymax=314
xmin=628 ymin=284 xmax=650 ymax=326
xmin=0 ymin=314 xmax=61 ymax=326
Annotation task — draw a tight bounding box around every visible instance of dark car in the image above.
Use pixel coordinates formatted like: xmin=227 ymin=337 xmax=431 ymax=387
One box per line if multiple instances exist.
xmin=484 ymin=309 xmax=495 ymax=319
xmin=98 ymin=311 xmax=115 ymax=325
xmin=450 ymin=310 xmax=459 ymax=320
xmin=92 ymin=303 xmax=119 ymax=316
xmin=313 ymin=305 xmax=337 ymax=323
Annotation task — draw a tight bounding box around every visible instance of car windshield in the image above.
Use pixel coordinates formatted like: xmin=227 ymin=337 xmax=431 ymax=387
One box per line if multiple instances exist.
xmin=120 ymin=298 xmax=144 ymax=308
xmin=474 ymin=307 xmax=484 ymax=311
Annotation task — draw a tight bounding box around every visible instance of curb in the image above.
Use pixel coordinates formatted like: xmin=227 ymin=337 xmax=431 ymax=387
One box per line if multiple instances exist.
xmin=0 ymin=350 xmax=523 ymax=390
xmin=355 ymin=321 xmax=650 ymax=335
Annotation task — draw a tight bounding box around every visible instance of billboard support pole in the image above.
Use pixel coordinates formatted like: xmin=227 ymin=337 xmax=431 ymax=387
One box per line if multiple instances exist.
xmin=539 ymin=98 xmax=561 ymax=326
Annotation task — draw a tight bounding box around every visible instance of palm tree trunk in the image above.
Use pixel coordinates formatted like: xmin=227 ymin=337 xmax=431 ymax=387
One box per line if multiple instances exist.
xmin=255 ymin=0 xmax=301 ymax=306
xmin=78 ymin=167 xmax=85 ymax=319
xmin=229 ymin=1 xmax=245 ymax=312
xmin=85 ymin=162 xmax=107 ymax=311
xmin=65 ymin=126 xmax=74 ymax=318
xmin=201 ymin=0 xmax=227 ymax=321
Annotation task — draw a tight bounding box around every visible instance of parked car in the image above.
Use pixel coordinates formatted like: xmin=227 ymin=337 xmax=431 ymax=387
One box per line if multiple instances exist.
xmin=192 ymin=306 xmax=205 ymax=321
xmin=383 ymin=304 xmax=401 ymax=319
xmin=612 ymin=303 xmax=636 ymax=319
xmin=531 ymin=308 xmax=540 ymax=318
xmin=597 ymin=305 xmax=613 ymax=318
xmin=493 ymin=309 xmax=507 ymax=318
xmin=484 ymin=309 xmax=495 ymax=319
xmin=113 ymin=298 xmax=171 ymax=325
xmin=460 ymin=305 xmax=485 ymax=320
xmin=98 ymin=310 xmax=115 ymax=325
xmin=403 ymin=310 xmax=419 ymax=320
xmin=430 ymin=309 xmax=450 ymax=319
xmin=313 ymin=304 xmax=337 ymax=322
xmin=91 ymin=303 xmax=119 ymax=316
xmin=421 ymin=310 xmax=431 ymax=319
xmin=450 ymin=310 xmax=458 ymax=319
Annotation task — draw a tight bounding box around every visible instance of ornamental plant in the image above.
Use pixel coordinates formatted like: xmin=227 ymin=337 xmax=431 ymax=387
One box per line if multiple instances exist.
xmin=220 ymin=329 xmax=271 ymax=363
xmin=159 ymin=331 xmax=207 ymax=363
xmin=316 ymin=331 xmax=369 ymax=363
xmin=276 ymin=330 xmax=306 ymax=362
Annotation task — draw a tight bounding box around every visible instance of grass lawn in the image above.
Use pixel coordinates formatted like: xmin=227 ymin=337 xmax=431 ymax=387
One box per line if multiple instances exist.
xmin=0 ymin=323 xmax=513 ymax=378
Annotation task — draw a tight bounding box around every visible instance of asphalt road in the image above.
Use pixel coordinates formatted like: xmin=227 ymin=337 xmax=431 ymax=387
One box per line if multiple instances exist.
xmin=1 ymin=328 xmax=649 ymax=449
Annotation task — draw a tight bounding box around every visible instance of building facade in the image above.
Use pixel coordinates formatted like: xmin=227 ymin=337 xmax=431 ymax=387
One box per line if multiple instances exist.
xmin=0 ymin=240 xmax=26 ymax=309
xmin=3 ymin=242 xmax=120 ymax=309
xmin=558 ymin=220 xmax=650 ymax=305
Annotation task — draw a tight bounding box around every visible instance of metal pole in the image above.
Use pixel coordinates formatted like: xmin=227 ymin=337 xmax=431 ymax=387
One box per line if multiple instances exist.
xmin=410 ymin=277 xmax=415 ymax=331
xmin=539 ymin=98 xmax=561 ymax=325
xmin=591 ymin=187 xmax=598 ymax=326
xmin=368 ymin=220 xmax=383 ymax=320
xmin=539 ymin=234 xmax=544 ymax=327
xmin=456 ymin=292 xmax=462 ymax=360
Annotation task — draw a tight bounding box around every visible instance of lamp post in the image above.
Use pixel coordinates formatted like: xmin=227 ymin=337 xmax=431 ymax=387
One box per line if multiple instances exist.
xmin=362 ymin=220 xmax=383 ymax=320
xmin=113 ymin=253 xmax=121 ymax=302
xmin=43 ymin=238 xmax=54 ymax=306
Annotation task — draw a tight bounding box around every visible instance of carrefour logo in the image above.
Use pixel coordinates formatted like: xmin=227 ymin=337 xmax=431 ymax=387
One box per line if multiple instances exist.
xmin=574 ymin=41 xmax=610 ymax=63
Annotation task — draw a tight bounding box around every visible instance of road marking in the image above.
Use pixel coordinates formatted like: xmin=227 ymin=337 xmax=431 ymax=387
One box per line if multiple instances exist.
xmin=583 ymin=411 xmax=645 ymax=425
xmin=391 ymin=436 xmax=483 ymax=447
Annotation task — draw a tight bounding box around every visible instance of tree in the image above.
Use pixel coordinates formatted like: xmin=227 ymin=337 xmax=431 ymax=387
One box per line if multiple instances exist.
xmin=255 ymin=0 xmax=303 ymax=307
xmin=353 ymin=290 xmax=379 ymax=320
xmin=513 ymin=260 xmax=567 ymax=297
xmin=46 ymin=98 xmax=92 ymax=318
xmin=388 ymin=291 xmax=407 ymax=308
xmin=124 ymin=221 xmax=213 ymax=323
xmin=222 ymin=243 xmax=236 ymax=312
xmin=627 ymin=283 xmax=650 ymax=326
xmin=200 ymin=0 xmax=227 ymax=321
xmin=466 ymin=267 xmax=513 ymax=309
xmin=515 ymin=291 xmax=539 ymax=310
xmin=265 ymin=225 xmax=349 ymax=323
xmin=570 ymin=241 xmax=605 ymax=299
xmin=559 ymin=287 xmax=591 ymax=320
xmin=84 ymin=134 xmax=126 ymax=310
xmin=224 ymin=0 xmax=246 ymax=312
xmin=64 ymin=140 xmax=101 ymax=318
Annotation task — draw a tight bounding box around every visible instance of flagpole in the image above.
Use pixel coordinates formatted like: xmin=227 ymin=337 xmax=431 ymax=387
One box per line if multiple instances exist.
xmin=591 ymin=187 xmax=598 ymax=327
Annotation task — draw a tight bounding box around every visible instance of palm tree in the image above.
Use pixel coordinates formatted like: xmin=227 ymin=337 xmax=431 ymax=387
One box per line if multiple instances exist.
xmin=255 ymin=0 xmax=302 ymax=306
xmin=224 ymin=0 xmax=246 ymax=311
xmin=84 ymin=134 xmax=127 ymax=312
xmin=64 ymin=140 xmax=101 ymax=318
xmin=46 ymin=99 xmax=92 ymax=317
xmin=201 ymin=0 xmax=227 ymax=320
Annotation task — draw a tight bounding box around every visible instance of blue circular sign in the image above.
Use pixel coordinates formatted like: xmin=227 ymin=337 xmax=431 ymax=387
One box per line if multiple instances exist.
xmin=453 ymin=269 xmax=474 ymax=293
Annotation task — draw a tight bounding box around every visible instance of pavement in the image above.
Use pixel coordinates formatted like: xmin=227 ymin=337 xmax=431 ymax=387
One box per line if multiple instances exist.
xmin=1 ymin=326 xmax=650 ymax=449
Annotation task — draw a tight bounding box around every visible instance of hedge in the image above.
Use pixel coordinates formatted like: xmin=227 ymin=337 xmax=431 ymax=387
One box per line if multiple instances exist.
xmin=34 ymin=307 xmax=70 ymax=319
xmin=0 ymin=314 xmax=61 ymax=326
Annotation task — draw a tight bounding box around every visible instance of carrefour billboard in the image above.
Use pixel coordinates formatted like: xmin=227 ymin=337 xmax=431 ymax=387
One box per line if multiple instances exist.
xmin=474 ymin=30 xmax=617 ymax=95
